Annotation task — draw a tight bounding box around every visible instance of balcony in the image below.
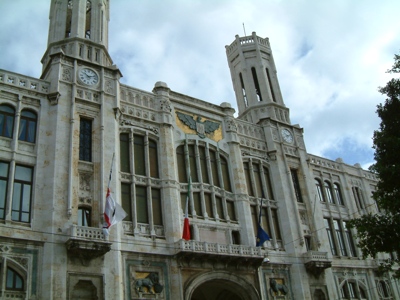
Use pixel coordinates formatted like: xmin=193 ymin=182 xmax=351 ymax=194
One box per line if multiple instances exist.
xmin=175 ymin=240 xmax=267 ymax=268
xmin=304 ymin=251 xmax=332 ymax=277
xmin=65 ymin=225 xmax=112 ymax=264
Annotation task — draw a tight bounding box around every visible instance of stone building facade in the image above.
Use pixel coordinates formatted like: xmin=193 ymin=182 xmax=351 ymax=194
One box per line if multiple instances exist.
xmin=0 ymin=0 xmax=398 ymax=299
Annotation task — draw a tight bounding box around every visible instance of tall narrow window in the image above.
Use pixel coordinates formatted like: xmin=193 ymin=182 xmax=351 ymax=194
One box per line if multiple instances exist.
xmin=193 ymin=192 xmax=202 ymax=217
xmin=188 ymin=145 xmax=198 ymax=182
xmin=152 ymin=189 xmax=162 ymax=225
xmin=120 ymin=133 xmax=130 ymax=173
xmin=134 ymin=135 xmax=145 ymax=175
xmin=253 ymin=163 xmax=263 ymax=197
xmin=239 ymin=73 xmax=248 ymax=107
xmin=0 ymin=104 xmax=15 ymax=138
xmin=263 ymin=167 xmax=274 ymax=200
xmin=65 ymin=0 xmax=72 ymax=37
xmin=79 ymin=118 xmax=92 ymax=162
xmin=352 ymin=187 xmax=364 ymax=210
xmin=204 ymin=193 xmax=213 ymax=218
xmin=271 ymin=209 xmax=282 ymax=241
xmin=78 ymin=207 xmax=91 ymax=226
xmin=266 ymin=68 xmax=277 ymax=102
xmin=6 ymin=267 xmax=23 ymax=290
xmin=291 ymin=169 xmax=303 ymax=202
xmin=209 ymin=149 xmax=220 ymax=187
xmin=220 ymin=156 xmax=231 ymax=192
xmin=176 ymin=145 xmax=186 ymax=182
xmin=343 ymin=221 xmax=357 ymax=257
xmin=324 ymin=218 xmax=337 ymax=255
xmin=324 ymin=181 xmax=334 ymax=204
xmin=215 ymin=196 xmax=224 ymax=220
xmin=0 ymin=161 xmax=9 ymax=219
xmin=149 ymin=140 xmax=159 ymax=178
xmin=226 ymin=200 xmax=236 ymax=221
xmin=11 ymin=165 xmax=33 ymax=223
xmin=18 ymin=110 xmax=37 ymax=143
xmin=315 ymin=179 xmax=325 ymax=202
xmin=199 ymin=146 xmax=209 ymax=184
xmin=251 ymin=67 xmax=262 ymax=101
xmin=334 ymin=183 xmax=344 ymax=205
xmin=244 ymin=162 xmax=254 ymax=196
xmin=85 ymin=0 xmax=92 ymax=39
xmin=121 ymin=183 xmax=132 ymax=221
xmin=333 ymin=219 xmax=347 ymax=256
xmin=136 ymin=186 xmax=148 ymax=224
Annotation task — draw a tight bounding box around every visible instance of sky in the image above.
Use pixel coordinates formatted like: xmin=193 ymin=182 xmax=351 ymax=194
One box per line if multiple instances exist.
xmin=1 ymin=0 xmax=399 ymax=169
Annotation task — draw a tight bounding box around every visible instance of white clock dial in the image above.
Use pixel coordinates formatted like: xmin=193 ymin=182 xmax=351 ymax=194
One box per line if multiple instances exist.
xmin=281 ymin=129 xmax=293 ymax=143
xmin=78 ymin=68 xmax=99 ymax=85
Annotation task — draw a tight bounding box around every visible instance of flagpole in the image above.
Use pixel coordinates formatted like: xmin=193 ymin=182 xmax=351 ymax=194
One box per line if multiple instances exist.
xmin=107 ymin=152 xmax=115 ymax=190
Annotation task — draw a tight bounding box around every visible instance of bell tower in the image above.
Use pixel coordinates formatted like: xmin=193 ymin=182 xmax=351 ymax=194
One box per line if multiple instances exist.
xmin=226 ymin=32 xmax=290 ymax=125
xmin=42 ymin=0 xmax=114 ymax=79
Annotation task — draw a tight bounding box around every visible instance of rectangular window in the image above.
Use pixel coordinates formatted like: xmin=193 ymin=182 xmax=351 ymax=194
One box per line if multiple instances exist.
xmin=193 ymin=192 xmax=202 ymax=217
xmin=120 ymin=134 xmax=130 ymax=173
xmin=149 ymin=140 xmax=159 ymax=178
xmin=188 ymin=145 xmax=198 ymax=182
xmin=226 ymin=200 xmax=236 ymax=221
xmin=221 ymin=157 xmax=232 ymax=192
xmin=244 ymin=162 xmax=254 ymax=196
xmin=78 ymin=207 xmax=91 ymax=226
xmin=204 ymin=193 xmax=213 ymax=218
xmin=343 ymin=221 xmax=357 ymax=257
xmin=177 ymin=146 xmax=187 ymax=183
xmin=291 ymin=169 xmax=303 ymax=202
xmin=0 ymin=161 xmax=9 ymax=219
xmin=253 ymin=163 xmax=263 ymax=197
xmin=11 ymin=165 xmax=33 ymax=223
xmin=324 ymin=218 xmax=337 ymax=255
xmin=151 ymin=188 xmax=162 ymax=225
xmin=136 ymin=186 xmax=148 ymax=223
xmin=79 ymin=118 xmax=92 ymax=162
xmin=121 ymin=183 xmax=132 ymax=221
xmin=232 ymin=231 xmax=240 ymax=245
xmin=215 ymin=196 xmax=224 ymax=220
xmin=210 ymin=150 xmax=220 ymax=187
xmin=251 ymin=205 xmax=258 ymax=236
xmin=333 ymin=219 xmax=347 ymax=256
xmin=199 ymin=146 xmax=209 ymax=184
xmin=261 ymin=207 xmax=271 ymax=237
xmin=134 ymin=135 xmax=145 ymax=176
xmin=271 ymin=209 xmax=282 ymax=240
xmin=263 ymin=167 xmax=274 ymax=200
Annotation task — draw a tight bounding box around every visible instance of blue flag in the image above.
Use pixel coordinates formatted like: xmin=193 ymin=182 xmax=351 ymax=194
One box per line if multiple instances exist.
xmin=256 ymin=194 xmax=270 ymax=247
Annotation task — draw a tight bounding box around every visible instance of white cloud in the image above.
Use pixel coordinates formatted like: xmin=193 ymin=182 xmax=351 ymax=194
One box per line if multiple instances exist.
xmin=1 ymin=0 xmax=399 ymax=167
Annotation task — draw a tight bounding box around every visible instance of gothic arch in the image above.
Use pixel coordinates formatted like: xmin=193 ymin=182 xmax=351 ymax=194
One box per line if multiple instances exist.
xmin=185 ymin=271 xmax=260 ymax=300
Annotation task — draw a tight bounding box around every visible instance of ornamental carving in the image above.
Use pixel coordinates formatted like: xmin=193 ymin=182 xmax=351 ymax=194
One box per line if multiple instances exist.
xmin=269 ymin=278 xmax=288 ymax=297
xmin=62 ymin=67 xmax=72 ymax=82
xmin=132 ymin=272 xmax=164 ymax=296
xmin=176 ymin=111 xmax=220 ymax=140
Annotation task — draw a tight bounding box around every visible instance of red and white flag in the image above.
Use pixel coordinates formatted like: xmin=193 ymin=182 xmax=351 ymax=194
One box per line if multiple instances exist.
xmin=182 ymin=177 xmax=191 ymax=240
xmin=103 ymin=188 xmax=127 ymax=236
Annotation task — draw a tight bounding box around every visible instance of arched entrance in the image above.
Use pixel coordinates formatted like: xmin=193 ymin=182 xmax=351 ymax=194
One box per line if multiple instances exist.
xmin=185 ymin=271 xmax=260 ymax=300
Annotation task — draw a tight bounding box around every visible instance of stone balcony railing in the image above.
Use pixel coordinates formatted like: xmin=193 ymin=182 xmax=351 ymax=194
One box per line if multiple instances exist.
xmin=176 ymin=240 xmax=267 ymax=268
xmin=65 ymin=225 xmax=112 ymax=264
xmin=0 ymin=290 xmax=26 ymax=299
xmin=303 ymin=251 xmax=332 ymax=277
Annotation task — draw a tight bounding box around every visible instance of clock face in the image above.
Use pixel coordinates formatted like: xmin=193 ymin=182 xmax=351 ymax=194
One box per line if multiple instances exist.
xmin=281 ymin=129 xmax=293 ymax=143
xmin=78 ymin=68 xmax=99 ymax=85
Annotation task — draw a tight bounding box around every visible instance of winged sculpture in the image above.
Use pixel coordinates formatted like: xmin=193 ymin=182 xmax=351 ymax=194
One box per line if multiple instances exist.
xmin=177 ymin=112 xmax=220 ymax=139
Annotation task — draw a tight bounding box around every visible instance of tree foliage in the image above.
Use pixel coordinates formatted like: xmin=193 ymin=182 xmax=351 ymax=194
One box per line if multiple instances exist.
xmin=348 ymin=52 xmax=400 ymax=278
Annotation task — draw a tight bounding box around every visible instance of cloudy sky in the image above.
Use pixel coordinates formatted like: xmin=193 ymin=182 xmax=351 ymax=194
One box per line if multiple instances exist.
xmin=1 ymin=0 xmax=399 ymax=169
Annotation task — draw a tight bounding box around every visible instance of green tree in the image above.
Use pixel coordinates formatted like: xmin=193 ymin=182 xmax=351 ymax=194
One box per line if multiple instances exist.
xmin=348 ymin=53 xmax=400 ymax=278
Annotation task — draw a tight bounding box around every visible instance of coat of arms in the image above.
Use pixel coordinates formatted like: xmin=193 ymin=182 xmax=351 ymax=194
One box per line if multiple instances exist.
xmin=177 ymin=112 xmax=220 ymax=139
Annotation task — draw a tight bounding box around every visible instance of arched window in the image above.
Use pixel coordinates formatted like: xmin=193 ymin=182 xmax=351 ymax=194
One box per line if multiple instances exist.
xmin=6 ymin=267 xmax=24 ymax=290
xmin=0 ymin=104 xmax=15 ymax=138
xmin=19 ymin=110 xmax=37 ymax=143
xmin=324 ymin=181 xmax=334 ymax=204
xmin=334 ymin=183 xmax=344 ymax=205
xmin=315 ymin=179 xmax=325 ymax=202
